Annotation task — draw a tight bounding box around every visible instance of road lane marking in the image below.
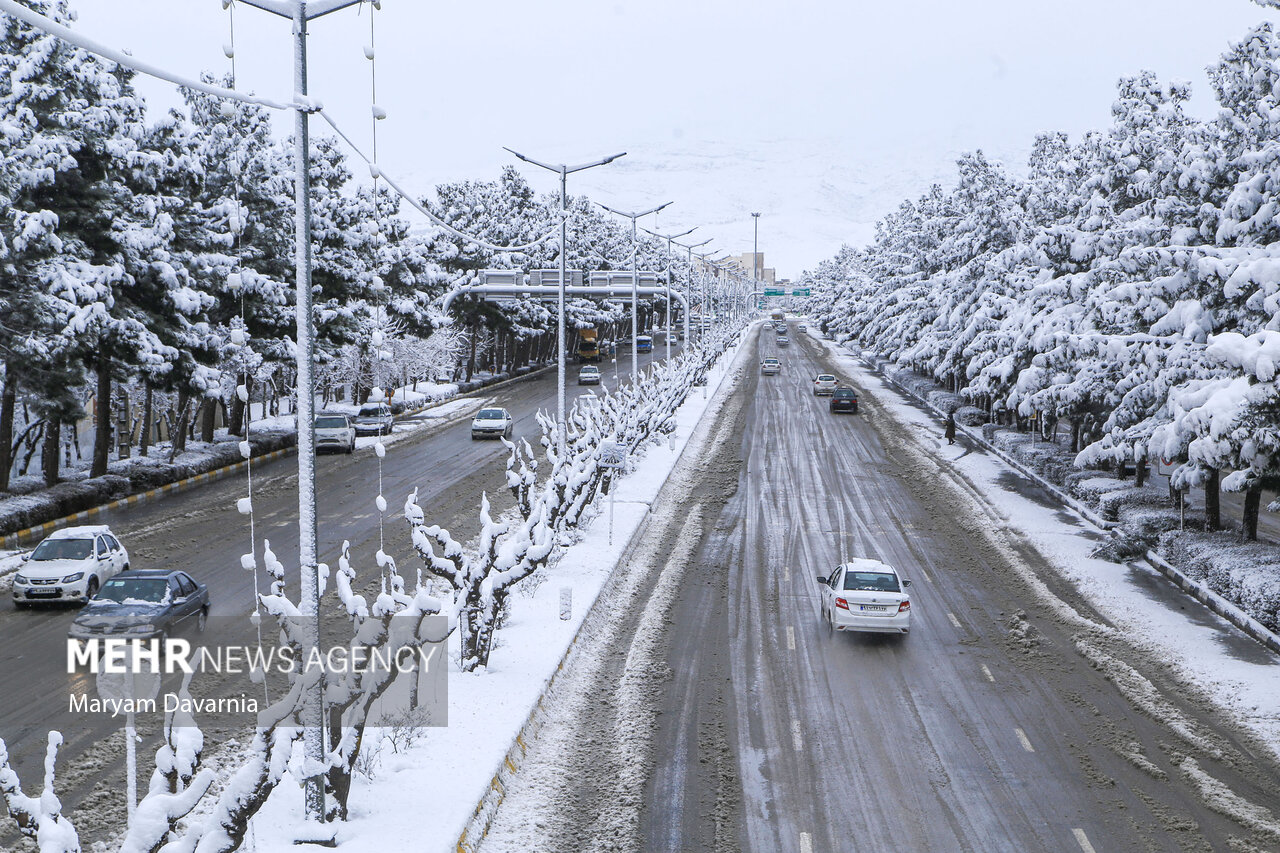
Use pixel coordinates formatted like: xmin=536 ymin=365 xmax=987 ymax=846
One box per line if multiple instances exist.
xmin=791 ymin=719 xmax=803 ymax=751
xmin=783 ymin=566 xmax=790 ymax=583
xmin=800 ymin=832 xmax=813 ymax=853
xmin=918 ymin=567 xmax=932 ymax=583
xmin=1015 ymin=728 xmax=1035 ymax=752
xmin=1073 ymin=828 xmax=1097 ymax=853
xmin=981 ymin=664 xmax=994 ymax=683
xmin=786 ymin=626 xmax=796 ymax=650
xmin=946 ymin=612 xmax=962 ymax=629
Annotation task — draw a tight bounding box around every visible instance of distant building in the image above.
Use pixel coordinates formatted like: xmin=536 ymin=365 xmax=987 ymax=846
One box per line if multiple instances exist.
xmin=725 ymin=252 xmax=776 ymax=287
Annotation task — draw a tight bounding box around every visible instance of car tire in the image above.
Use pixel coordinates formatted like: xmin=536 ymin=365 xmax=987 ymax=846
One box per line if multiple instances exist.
xmin=121 ymin=563 xmax=130 ymax=572
xmin=197 ymin=607 xmax=208 ymax=633
xmin=504 ymin=426 xmax=512 ymax=439
xmin=85 ymin=577 xmax=99 ymax=601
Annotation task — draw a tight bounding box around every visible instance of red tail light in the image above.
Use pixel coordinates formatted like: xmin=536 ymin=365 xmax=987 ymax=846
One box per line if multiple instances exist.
xmin=898 ymin=599 xmax=911 ymax=613
xmin=835 ymin=597 xmax=849 ymax=610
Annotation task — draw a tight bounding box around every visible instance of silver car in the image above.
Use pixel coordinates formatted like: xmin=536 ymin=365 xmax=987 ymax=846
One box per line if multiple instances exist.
xmin=471 ymin=407 xmax=514 ymax=440
xmin=813 ymin=374 xmax=839 ymax=396
xmin=353 ymin=403 xmax=393 ymax=436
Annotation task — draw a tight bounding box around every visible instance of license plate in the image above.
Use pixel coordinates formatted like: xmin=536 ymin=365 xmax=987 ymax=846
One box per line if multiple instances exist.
xmin=859 ymin=605 xmax=886 ymax=612
xmin=27 ymin=590 xmax=61 ymax=598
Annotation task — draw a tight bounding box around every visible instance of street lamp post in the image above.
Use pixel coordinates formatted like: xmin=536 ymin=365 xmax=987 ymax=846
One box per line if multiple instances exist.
xmin=641 ymin=224 xmax=696 ymax=361
xmin=236 ymin=0 xmax=364 ymax=831
xmin=505 ymin=147 xmax=625 ymax=452
xmin=751 ymin=211 xmax=761 ymax=285
xmin=597 ymin=201 xmax=673 ymax=378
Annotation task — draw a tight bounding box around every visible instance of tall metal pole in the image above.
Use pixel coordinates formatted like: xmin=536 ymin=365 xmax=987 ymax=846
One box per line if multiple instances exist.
xmin=751 ymin=211 xmax=761 ymax=285
xmin=597 ymin=200 xmax=671 ymax=381
xmin=504 ymin=148 xmax=624 ymax=453
xmin=642 ymin=225 xmax=695 ymax=362
xmin=292 ymin=2 xmax=324 ymax=826
xmin=558 ymin=166 xmax=567 ymax=451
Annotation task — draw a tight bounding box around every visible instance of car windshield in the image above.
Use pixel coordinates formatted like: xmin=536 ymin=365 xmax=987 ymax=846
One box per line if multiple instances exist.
xmin=817 ymin=375 xmax=835 ymax=382
xmin=581 ymin=367 xmax=598 ymax=374
xmin=358 ymin=406 xmax=386 ymax=417
xmin=835 ymin=389 xmax=854 ymax=398
xmin=31 ymin=538 xmax=92 ymax=561
xmin=315 ymin=417 xmax=348 ymax=429
xmin=764 ymin=358 xmax=779 ymax=364
xmin=96 ymin=577 xmax=170 ymax=604
xmin=844 ymin=571 xmax=900 ymax=593
xmin=477 ymin=409 xmax=506 ymax=420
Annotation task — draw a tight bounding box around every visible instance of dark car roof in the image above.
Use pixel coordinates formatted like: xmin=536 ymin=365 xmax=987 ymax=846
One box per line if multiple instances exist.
xmin=833 ymin=387 xmax=857 ymax=395
xmin=125 ymin=569 xmax=188 ymax=579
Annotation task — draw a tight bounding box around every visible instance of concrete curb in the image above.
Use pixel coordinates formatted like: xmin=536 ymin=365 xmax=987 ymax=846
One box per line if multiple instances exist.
xmin=0 ymin=447 xmax=295 ymax=551
xmin=848 ymin=346 xmax=1280 ymax=657
xmin=454 ymin=337 xmax=748 ymax=853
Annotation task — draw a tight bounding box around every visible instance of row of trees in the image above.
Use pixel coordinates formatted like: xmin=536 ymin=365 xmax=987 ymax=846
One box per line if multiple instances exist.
xmin=0 ymin=0 xmax=693 ymax=493
xmin=802 ymin=21 xmax=1280 ymax=540
xmin=0 ymin=319 xmax=743 ymax=851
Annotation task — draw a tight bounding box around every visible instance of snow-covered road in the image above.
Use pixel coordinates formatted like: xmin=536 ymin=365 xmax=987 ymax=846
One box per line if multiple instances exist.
xmin=478 ymin=321 xmax=1280 ymax=852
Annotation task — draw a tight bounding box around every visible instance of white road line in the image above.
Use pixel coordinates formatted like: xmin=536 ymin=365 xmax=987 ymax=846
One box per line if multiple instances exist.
xmin=783 ymin=566 xmax=791 ymax=583
xmin=981 ymin=664 xmax=995 ymax=683
xmin=918 ymin=567 xmax=932 ymax=583
xmin=786 ymin=625 xmax=796 ymax=650
xmin=791 ymin=718 xmax=803 ymax=751
xmin=1073 ymin=828 xmax=1098 ymax=853
xmin=800 ymin=832 xmax=813 ymax=853
xmin=946 ymin=611 xmax=962 ymax=629
xmin=1015 ymin=728 xmax=1035 ymax=752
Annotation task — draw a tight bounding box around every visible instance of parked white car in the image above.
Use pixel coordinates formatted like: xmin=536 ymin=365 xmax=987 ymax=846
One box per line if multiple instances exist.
xmin=816 ymin=559 xmax=912 ymax=635
xmin=471 ymin=407 xmax=514 ymax=440
xmin=13 ymin=525 xmax=130 ymax=605
xmin=314 ymin=413 xmax=356 ymax=454
xmin=578 ymin=365 xmax=602 ymax=385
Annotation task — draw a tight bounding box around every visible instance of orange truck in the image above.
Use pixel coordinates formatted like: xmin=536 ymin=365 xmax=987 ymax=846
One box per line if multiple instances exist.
xmin=577 ymin=327 xmax=600 ymax=362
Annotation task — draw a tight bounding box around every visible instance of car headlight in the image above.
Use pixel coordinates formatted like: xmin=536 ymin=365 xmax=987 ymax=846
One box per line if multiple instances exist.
xmin=127 ymin=623 xmax=157 ymax=633
xmin=14 ymin=574 xmax=28 ymax=585
xmin=62 ymin=572 xmax=85 ymax=583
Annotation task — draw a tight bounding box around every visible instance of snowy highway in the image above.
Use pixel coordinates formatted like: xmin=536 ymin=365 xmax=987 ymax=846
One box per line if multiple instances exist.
xmin=0 ymin=347 xmax=675 ymax=845
xmin=479 ymin=323 xmax=1280 ymax=852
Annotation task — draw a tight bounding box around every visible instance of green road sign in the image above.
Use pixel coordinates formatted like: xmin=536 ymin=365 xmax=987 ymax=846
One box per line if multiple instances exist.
xmin=763 ymin=289 xmax=785 ymax=296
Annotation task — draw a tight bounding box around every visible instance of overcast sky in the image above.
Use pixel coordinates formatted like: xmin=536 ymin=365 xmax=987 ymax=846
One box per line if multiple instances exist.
xmin=68 ymin=0 xmax=1276 ymax=278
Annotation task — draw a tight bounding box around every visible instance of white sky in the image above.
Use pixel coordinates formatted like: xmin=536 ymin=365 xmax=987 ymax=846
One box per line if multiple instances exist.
xmin=68 ymin=0 xmax=1276 ymax=278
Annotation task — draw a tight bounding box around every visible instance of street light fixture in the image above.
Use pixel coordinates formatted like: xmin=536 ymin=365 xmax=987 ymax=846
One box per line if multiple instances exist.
xmin=236 ymin=0 xmax=365 ymax=832
xmin=597 ymin=200 xmax=673 ymax=378
xmin=640 ymin=224 xmax=696 ymax=360
xmin=751 ymin=211 xmax=761 ymax=284
xmin=505 ymin=146 xmax=625 ymax=452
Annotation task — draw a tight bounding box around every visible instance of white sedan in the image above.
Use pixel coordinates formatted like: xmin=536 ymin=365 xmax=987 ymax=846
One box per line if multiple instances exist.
xmin=813 ymin=374 xmax=839 ymax=396
xmin=816 ymin=559 xmax=912 ymax=635
xmin=13 ymin=525 xmax=131 ymax=605
xmin=471 ymin=407 xmax=514 ymax=440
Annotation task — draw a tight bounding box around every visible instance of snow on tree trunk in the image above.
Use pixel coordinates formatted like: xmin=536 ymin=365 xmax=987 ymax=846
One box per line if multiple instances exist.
xmin=0 ymin=370 xmax=14 ymax=491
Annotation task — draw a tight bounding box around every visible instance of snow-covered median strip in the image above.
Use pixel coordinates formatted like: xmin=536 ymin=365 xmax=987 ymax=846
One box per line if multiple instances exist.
xmin=246 ymin=334 xmax=751 ymax=851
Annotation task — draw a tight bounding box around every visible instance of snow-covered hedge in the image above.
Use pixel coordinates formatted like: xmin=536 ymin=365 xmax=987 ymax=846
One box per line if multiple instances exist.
xmin=1161 ymin=532 xmax=1280 ymax=633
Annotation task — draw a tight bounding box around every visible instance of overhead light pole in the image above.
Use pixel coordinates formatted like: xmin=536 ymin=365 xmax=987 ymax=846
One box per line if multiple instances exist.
xmin=505 ymin=147 xmax=625 ymax=453
xmin=640 ymin=224 xmax=696 ymax=360
xmin=235 ymin=0 xmax=364 ymax=833
xmin=598 ymin=200 xmax=672 ymax=378
xmin=751 ymin=211 xmax=761 ymax=285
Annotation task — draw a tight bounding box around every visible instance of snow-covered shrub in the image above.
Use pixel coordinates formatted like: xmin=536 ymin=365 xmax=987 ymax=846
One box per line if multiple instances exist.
xmin=1161 ymin=531 xmax=1280 ymax=631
